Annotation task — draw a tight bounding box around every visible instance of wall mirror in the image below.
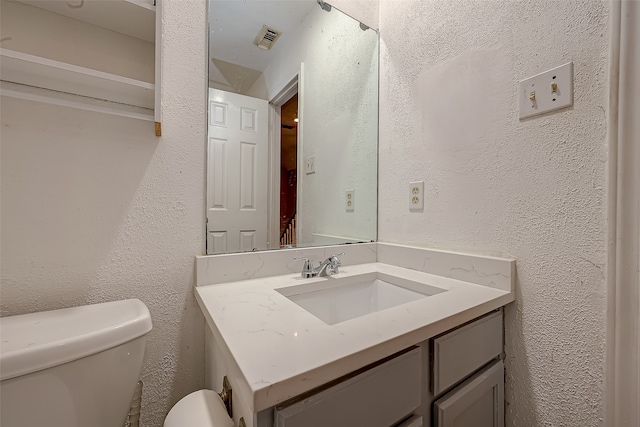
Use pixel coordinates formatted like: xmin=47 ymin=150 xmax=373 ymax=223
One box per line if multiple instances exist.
xmin=207 ymin=0 xmax=379 ymax=254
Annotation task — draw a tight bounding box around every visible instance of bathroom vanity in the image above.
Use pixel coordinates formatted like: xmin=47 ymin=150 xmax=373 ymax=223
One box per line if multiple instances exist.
xmin=195 ymin=243 xmax=515 ymax=427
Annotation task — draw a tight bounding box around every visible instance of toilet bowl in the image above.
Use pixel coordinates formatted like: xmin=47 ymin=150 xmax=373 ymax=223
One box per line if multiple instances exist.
xmin=164 ymin=389 xmax=234 ymax=427
xmin=0 ymin=299 xmax=152 ymax=427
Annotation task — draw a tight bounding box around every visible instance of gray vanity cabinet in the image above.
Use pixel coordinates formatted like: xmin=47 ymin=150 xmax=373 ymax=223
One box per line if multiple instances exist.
xmin=431 ymin=311 xmax=503 ymax=396
xmin=274 ymin=348 xmax=422 ymax=427
xmin=433 ymin=360 xmax=504 ymax=427
xmin=271 ymin=310 xmax=505 ymax=427
xmin=427 ymin=310 xmax=504 ymax=427
xmin=207 ymin=310 xmax=506 ymax=427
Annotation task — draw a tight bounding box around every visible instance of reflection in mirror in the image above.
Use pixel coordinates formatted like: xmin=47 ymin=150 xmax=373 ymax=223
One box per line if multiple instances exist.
xmin=207 ymin=0 xmax=378 ymax=254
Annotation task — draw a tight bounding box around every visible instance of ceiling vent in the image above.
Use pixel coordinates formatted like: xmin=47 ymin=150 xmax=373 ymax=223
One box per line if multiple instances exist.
xmin=253 ymin=25 xmax=282 ymax=50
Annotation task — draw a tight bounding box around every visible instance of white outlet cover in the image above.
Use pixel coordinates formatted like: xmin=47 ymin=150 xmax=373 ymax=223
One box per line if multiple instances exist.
xmin=305 ymin=155 xmax=315 ymax=175
xmin=519 ymin=62 xmax=573 ymax=119
xmin=345 ymin=189 xmax=355 ymax=212
xmin=409 ymin=181 xmax=424 ymax=211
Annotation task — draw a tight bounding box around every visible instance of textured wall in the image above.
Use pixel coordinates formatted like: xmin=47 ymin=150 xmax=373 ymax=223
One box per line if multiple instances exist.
xmin=331 ymin=0 xmax=379 ymax=31
xmin=378 ymin=0 xmax=609 ymax=425
xmin=0 ymin=0 xmax=207 ymax=426
xmin=297 ymin=7 xmax=378 ymax=245
xmin=248 ymin=0 xmax=379 ymax=101
xmin=248 ymin=5 xmax=379 ymax=246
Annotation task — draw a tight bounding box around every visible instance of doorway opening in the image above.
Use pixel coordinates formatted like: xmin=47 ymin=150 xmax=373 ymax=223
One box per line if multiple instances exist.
xmin=279 ymin=94 xmax=298 ymax=247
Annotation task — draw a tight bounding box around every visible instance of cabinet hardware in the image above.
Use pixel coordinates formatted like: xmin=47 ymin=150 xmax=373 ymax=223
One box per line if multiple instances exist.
xmin=219 ymin=376 xmax=232 ymax=418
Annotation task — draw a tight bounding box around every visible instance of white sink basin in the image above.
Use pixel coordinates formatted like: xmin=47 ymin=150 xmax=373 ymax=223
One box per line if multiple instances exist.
xmin=276 ymin=272 xmax=447 ymax=325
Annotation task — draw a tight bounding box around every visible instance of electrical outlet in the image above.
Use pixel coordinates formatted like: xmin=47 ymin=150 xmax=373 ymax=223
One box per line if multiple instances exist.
xmin=345 ymin=189 xmax=355 ymax=212
xmin=409 ymin=181 xmax=424 ymax=211
xmin=305 ymin=155 xmax=316 ymax=174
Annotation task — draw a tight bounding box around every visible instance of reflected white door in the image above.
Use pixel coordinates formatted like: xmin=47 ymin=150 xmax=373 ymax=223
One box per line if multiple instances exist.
xmin=207 ymin=88 xmax=268 ymax=254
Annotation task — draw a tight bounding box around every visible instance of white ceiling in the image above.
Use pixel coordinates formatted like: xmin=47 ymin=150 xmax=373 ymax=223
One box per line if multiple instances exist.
xmin=209 ymin=0 xmax=317 ymax=73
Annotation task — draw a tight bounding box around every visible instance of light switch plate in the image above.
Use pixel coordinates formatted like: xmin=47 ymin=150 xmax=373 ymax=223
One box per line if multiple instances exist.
xmin=409 ymin=181 xmax=424 ymax=211
xmin=519 ymin=62 xmax=573 ymax=119
xmin=305 ymin=155 xmax=315 ymax=174
xmin=345 ymin=189 xmax=355 ymax=212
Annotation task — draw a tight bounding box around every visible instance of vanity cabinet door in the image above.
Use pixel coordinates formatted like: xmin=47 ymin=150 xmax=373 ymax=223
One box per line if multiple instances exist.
xmin=433 ymin=360 xmax=504 ymax=427
xmin=274 ymin=348 xmax=421 ymax=427
xmin=432 ymin=310 xmax=502 ymax=395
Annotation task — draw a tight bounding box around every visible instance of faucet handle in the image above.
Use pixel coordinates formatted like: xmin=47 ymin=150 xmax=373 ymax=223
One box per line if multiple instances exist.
xmin=326 ymin=253 xmax=344 ymax=274
xmin=293 ymin=256 xmax=315 ymax=278
xmin=329 ymin=252 xmax=344 ymax=263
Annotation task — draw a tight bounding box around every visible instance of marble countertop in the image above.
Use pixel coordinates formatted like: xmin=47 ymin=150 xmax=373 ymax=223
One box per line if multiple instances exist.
xmin=195 ymin=261 xmax=514 ymax=413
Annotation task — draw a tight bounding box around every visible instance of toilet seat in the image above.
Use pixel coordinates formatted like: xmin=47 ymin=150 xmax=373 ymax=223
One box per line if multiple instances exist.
xmin=164 ymin=389 xmax=234 ymax=427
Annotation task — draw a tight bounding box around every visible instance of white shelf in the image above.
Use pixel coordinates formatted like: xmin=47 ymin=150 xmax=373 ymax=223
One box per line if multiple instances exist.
xmin=2 ymin=0 xmax=161 ymax=133
xmin=1 ymin=81 xmax=155 ymax=121
xmin=16 ymin=0 xmax=156 ymax=42
xmin=0 ymin=49 xmax=155 ymax=110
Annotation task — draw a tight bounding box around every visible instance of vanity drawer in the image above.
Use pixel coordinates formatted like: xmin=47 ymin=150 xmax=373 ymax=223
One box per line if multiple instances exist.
xmin=274 ymin=347 xmax=421 ymax=427
xmin=432 ymin=311 xmax=502 ymax=396
xmin=433 ymin=359 xmax=504 ymax=427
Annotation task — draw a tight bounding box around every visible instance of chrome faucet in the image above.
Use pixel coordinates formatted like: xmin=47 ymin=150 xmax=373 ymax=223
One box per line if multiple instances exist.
xmin=294 ymin=253 xmax=344 ymax=278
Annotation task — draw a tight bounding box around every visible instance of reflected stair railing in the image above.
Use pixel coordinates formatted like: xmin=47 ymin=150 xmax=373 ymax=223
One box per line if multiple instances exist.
xmin=280 ymin=212 xmax=297 ymax=247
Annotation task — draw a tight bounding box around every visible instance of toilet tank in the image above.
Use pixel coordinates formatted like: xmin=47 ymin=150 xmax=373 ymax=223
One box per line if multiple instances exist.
xmin=0 ymin=299 xmax=153 ymax=427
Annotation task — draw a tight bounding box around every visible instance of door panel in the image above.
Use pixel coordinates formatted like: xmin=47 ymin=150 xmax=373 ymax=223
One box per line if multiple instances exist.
xmin=240 ymin=231 xmax=256 ymax=252
xmin=207 ymin=232 xmax=227 ymax=255
xmin=240 ymin=141 xmax=257 ymax=209
xmin=209 ymin=137 xmax=227 ymax=209
xmin=207 ymin=89 xmax=269 ymax=254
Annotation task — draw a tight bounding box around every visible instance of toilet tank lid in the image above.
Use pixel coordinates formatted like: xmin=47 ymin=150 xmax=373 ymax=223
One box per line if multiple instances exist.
xmin=0 ymin=299 xmax=152 ymax=381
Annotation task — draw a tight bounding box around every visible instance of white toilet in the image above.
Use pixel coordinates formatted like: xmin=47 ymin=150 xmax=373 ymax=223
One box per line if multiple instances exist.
xmin=0 ymin=299 xmax=152 ymax=427
xmin=164 ymin=389 xmax=234 ymax=427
